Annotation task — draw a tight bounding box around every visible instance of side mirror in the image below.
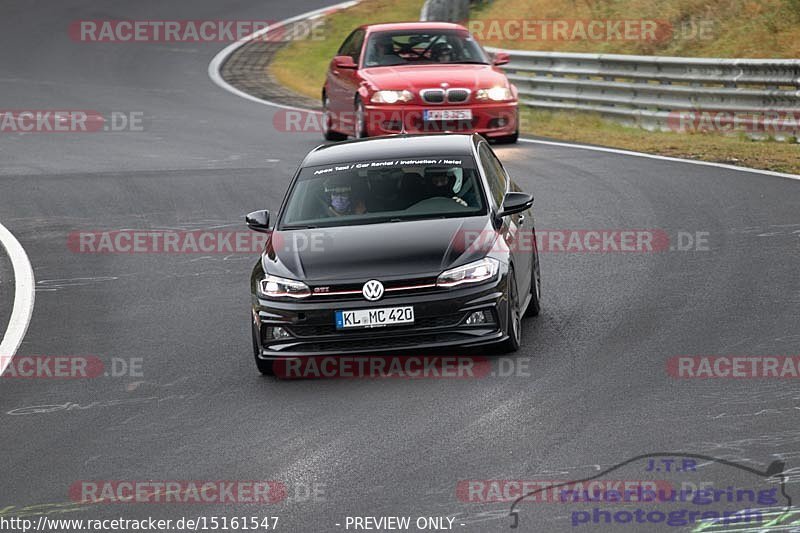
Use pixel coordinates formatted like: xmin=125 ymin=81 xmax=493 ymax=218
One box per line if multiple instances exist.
xmin=492 ymin=52 xmax=510 ymax=66
xmin=245 ymin=210 xmax=270 ymax=233
xmin=498 ymin=192 xmax=533 ymax=217
xmin=333 ymin=55 xmax=358 ymax=69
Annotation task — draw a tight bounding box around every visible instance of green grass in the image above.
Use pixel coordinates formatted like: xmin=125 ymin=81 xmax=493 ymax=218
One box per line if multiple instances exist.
xmin=470 ymin=0 xmax=800 ymax=57
xmin=519 ymin=108 xmax=800 ymax=174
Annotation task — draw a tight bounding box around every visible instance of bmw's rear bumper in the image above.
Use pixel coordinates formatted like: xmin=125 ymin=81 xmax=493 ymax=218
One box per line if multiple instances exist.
xmin=252 ymin=274 xmax=510 ymax=359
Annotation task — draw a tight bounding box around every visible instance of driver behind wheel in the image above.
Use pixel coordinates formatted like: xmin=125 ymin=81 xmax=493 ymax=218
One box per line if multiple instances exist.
xmin=425 ymin=168 xmax=467 ymax=206
xmin=431 ymin=42 xmax=454 ymax=63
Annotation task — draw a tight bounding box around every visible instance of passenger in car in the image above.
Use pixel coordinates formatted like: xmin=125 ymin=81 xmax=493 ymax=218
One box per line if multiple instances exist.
xmin=324 ymin=176 xmax=367 ymax=216
xmin=367 ymin=35 xmax=404 ymax=67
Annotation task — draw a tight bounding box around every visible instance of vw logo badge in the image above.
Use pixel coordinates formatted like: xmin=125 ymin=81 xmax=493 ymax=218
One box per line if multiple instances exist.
xmin=362 ymin=280 xmax=384 ymax=301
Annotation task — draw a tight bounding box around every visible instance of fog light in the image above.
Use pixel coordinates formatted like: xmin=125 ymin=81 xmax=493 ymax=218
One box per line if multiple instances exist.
xmin=272 ymin=327 xmax=291 ymax=340
xmin=465 ymin=311 xmax=488 ymax=325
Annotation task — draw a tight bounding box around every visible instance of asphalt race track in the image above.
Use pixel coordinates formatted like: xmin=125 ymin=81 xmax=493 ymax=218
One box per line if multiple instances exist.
xmin=1 ymin=1 xmax=799 ymax=532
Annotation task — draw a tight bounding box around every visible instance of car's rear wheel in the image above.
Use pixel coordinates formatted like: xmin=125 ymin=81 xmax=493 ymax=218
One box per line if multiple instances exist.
xmin=252 ymin=323 xmax=274 ymax=376
xmin=322 ymin=94 xmax=347 ymax=141
xmin=353 ymin=98 xmax=367 ymax=139
xmin=500 ymin=267 xmax=521 ymax=352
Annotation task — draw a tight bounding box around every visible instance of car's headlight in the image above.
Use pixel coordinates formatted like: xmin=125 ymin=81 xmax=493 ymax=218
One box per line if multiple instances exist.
xmin=258 ymin=274 xmax=311 ymax=299
xmin=370 ymin=90 xmax=414 ymax=104
xmin=437 ymin=257 xmax=500 ymax=288
xmin=475 ymin=87 xmax=513 ymax=101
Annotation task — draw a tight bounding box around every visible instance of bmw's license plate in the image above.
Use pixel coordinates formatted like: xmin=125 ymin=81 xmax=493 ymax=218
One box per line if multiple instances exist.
xmin=424 ymin=109 xmax=472 ymax=121
xmin=335 ymin=306 xmax=414 ymax=329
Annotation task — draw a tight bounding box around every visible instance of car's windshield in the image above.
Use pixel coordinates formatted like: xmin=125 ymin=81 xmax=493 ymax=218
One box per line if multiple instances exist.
xmin=363 ymin=30 xmax=489 ymax=67
xmin=279 ymin=156 xmax=486 ymax=229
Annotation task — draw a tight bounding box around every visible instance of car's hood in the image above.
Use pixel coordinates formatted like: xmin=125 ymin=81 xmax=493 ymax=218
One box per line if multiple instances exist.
xmin=361 ymin=64 xmax=509 ymax=92
xmin=263 ymin=217 xmax=498 ymax=282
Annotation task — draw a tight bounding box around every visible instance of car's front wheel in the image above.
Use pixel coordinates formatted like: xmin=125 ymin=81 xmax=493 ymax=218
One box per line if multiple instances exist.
xmin=494 ymin=131 xmax=518 ymax=144
xmin=252 ymin=323 xmax=274 ymax=376
xmin=353 ymin=98 xmax=367 ymax=139
xmin=322 ymin=94 xmax=347 ymax=141
xmin=500 ymin=267 xmax=521 ymax=352
xmin=525 ymin=239 xmax=541 ymax=317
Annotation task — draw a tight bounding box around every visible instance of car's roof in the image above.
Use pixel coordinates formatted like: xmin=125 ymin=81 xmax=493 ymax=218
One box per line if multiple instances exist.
xmin=359 ymin=22 xmax=468 ymax=33
xmin=303 ymin=134 xmax=479 ymax=167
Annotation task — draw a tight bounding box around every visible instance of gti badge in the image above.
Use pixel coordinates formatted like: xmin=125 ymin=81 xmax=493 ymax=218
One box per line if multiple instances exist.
xmin=362 ymin=280 xmax=384 ymax=301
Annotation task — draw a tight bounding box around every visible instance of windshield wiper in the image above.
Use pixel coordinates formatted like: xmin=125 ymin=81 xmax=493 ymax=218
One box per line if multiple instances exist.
xmin=280 ymin=224 xmax=317 ymax=230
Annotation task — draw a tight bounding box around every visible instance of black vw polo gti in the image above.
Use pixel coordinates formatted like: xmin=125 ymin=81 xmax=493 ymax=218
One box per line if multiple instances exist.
xmin=246 ymin=134 xmax=540 ymax=375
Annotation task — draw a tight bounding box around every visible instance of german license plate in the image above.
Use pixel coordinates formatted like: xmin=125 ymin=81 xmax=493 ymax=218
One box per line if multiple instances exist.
xmin=424 ymin=109 xmax=472 ymax=121
xmin=335 ymin=306 xmax=414 ymax=329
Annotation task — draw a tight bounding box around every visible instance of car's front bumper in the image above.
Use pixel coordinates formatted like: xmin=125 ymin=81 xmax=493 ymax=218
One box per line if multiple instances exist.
xmin=252 ymin=274 xmax=510 ymax=359
xmin=362 ymin=102 xmax=518 ymax=138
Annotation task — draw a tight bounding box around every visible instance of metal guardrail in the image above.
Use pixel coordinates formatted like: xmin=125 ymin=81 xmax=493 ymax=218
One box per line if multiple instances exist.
xmin=485 ymin=47 xmax=800 ymax=136
xmin=420 ymin=0 xmax=469 ymax=23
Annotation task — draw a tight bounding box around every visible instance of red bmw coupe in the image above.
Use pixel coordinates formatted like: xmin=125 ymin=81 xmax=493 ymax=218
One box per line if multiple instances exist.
xmin=322 ymin=22 xmax=519 ymax=143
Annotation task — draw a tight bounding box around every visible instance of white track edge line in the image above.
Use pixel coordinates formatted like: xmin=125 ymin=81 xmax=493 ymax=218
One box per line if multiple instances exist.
xmin=207 ymin=0 xmax=800 ymax=182
xmin=517 ymin=138 xmax=800 ymax=181
xmin=0 ymin=222 xmax=35 ymax=376
xmin=207 ymin=0 xmax=359 ymax=113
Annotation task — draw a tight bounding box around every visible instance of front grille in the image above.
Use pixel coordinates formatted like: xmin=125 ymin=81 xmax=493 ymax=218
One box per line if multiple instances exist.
xmin=447 ymin=89 xmax=469 ymax=103
xmin=286 ymin=313 xmax=465 ymax=338
xmin=309 ymin=277 xmax=438 ymax=300
xmin=420 ymin=88 xmax=471 ymax=104
xmin=421 ymin=89 xmax=445 ymax=103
